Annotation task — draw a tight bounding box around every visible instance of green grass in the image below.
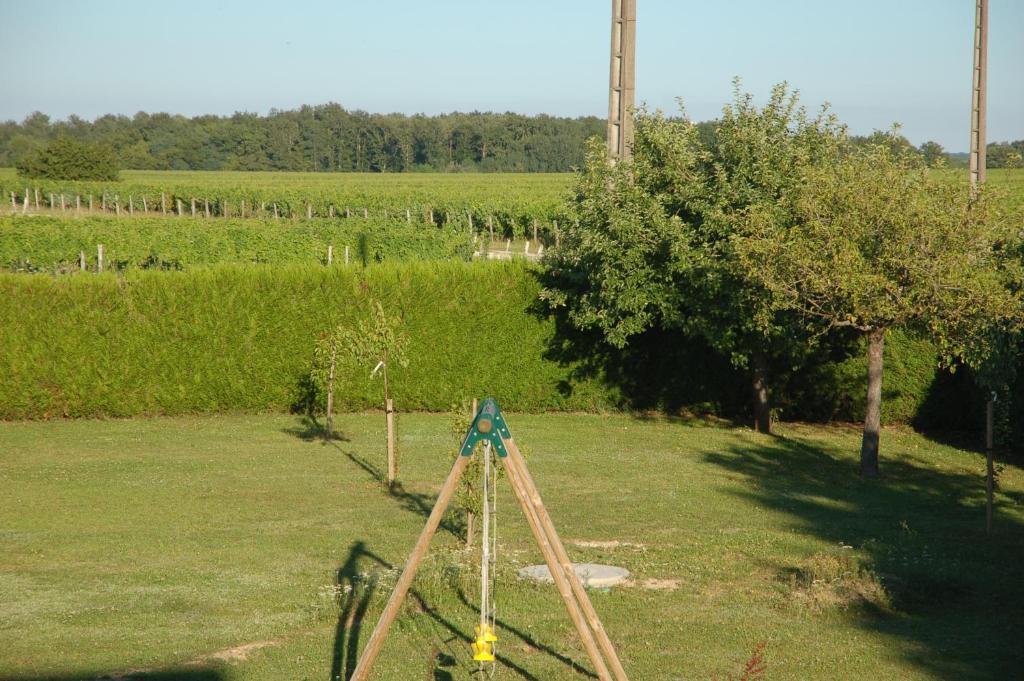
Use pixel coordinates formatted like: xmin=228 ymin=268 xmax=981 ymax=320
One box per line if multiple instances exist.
xmin=2 ymin=414 xmax=1022 ymax=680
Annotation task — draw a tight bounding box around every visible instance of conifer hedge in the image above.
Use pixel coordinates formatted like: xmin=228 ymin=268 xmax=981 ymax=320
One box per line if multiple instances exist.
xmin=0 ymin=261 xmax=966 ymax=421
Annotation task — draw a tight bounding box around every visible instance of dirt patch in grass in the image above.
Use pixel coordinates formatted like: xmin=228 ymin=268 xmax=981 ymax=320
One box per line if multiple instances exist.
xmin=197 ymin=640 xmax=277 ymax=664
xmin=572 ymin=539 xmax=647 ymax=550
xmin=625 ymin=577 xmax=682 ymax=591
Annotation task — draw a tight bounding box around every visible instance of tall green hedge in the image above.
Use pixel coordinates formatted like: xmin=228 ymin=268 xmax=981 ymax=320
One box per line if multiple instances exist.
xmin=0 ymin=215 xmax=473 ymax=272
xmin=0 ymin=261 xmax=971 ymax=422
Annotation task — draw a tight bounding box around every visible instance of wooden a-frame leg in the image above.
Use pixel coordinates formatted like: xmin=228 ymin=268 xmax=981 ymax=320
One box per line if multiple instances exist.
xmin=501 ymin=440 xmax=613 ymax=681
xmin=349 ymin=454 xmax=472 ymax=681
xmin=504 ymin=439 xmax=631 ymax=681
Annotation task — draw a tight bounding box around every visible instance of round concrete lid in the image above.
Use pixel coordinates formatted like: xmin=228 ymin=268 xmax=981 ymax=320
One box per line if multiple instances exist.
xmin=517 ymin=563 xmax=630 ymax=588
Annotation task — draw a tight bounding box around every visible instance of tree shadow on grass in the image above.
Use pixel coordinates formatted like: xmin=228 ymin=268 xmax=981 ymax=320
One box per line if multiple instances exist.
xmin=703 ymin=433 xmax=1024 ymax=681
xmin=330 ymin=542 xmax=595 ymax=681
xmin=282 ymin=415 xmax=466 ymax=540
xmin=0 ymin=669 xmax=229 ymax=681
xmin=281 ymin=414 xmax=350 ymax=443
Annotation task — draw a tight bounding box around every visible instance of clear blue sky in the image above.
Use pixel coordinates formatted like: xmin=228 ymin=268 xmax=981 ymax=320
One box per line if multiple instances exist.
xmin=1 ymin=0 xmax=1020 ymax=151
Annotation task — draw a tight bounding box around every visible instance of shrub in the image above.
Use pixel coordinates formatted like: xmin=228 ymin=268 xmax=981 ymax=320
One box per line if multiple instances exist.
xmin=16 ymin=137 xmax=120 ymax=181
xmin=0 ymin=262 xmax=975 ymax=421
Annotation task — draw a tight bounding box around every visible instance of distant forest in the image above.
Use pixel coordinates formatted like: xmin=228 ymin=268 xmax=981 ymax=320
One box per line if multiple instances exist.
xmin=0 ymin=104 xmax=1020 ymax=173
xmin=0 ymin=105 xmax=605 ymax=173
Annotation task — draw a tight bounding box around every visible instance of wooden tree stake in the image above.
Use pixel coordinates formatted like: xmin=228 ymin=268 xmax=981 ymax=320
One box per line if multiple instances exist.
xmin=386 ymin=398 xmax=396 ymax=485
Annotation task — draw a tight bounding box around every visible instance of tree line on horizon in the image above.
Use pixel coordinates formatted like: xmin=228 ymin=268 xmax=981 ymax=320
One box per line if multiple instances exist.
xmin=0 ymin=105 xmax=605 ymax=174
xmin=2 ymin=103 xmax=1022 ymax=175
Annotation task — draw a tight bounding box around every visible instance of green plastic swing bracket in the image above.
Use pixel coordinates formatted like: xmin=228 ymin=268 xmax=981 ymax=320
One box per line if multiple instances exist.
xmin=459 ymin=397 xmax=511 ymax=458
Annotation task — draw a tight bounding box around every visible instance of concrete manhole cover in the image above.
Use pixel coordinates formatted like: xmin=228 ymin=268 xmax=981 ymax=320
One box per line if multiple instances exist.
xmin=518 ymin=563 xmax=630 ymax=588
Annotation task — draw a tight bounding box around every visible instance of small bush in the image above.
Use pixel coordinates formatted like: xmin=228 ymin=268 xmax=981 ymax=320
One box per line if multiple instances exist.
xmin=16 ymin=137 xmax=119 ymax=181
xmin=786 ymin=551 xmax=891 ymax=612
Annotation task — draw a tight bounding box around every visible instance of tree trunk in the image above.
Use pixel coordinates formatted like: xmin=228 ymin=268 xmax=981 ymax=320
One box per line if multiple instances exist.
xmin=860 ymin=328 xmax=885 ymax=477
xmin=751 ymin=349 xmax=771 ymax=434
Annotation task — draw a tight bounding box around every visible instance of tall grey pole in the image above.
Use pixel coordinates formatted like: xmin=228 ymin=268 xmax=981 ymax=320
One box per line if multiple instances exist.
xmin=608 ymin=0 xmax=636 ymax=160
xmin=969 ymin=0 xmax=988 ymax=186
xmin=969 ymin=0 xmax=994 ymax=532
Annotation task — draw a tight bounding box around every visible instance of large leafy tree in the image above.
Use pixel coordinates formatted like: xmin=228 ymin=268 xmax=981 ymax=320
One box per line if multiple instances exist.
xmin=542 ymin=83 xmax=846 ymax=431
xmin=736 ymin=142 xmax=1023 ymax=475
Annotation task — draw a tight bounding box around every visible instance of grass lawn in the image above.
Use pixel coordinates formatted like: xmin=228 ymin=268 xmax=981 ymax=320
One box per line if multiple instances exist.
xmin=1 ymin=413 xmax=1022 ymax=681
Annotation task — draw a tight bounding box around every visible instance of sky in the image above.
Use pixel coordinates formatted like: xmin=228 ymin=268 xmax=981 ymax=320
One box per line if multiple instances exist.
xmin=0 ymin=0 xmax=1020 ymax=152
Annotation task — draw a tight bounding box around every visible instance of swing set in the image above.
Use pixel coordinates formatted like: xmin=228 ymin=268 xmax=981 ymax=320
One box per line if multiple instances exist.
xmin=349 ymin=398 xmax=630 ymax=681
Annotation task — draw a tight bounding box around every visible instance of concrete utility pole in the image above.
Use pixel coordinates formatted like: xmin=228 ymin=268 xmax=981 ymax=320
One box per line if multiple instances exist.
xmin=608 ymin=0 xmax=636 ymax=160
xmin=968 ymin=0 xmax=995 ymax=533
xmin=969 ymin=0 xmax=988 ymax=186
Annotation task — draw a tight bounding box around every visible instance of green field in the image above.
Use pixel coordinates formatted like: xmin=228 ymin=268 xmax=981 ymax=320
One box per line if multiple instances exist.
xmin=1 ymin=413 xmax=1022 ymax=681
xmin=0 ymin=169 xmax=575 ymax=233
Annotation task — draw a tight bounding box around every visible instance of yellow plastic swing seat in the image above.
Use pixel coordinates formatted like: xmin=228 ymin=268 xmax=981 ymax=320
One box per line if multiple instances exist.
xmin=475 ymin=624 xmax=499 ymax=643
xmin=472 ymin=640 xmax=495 ymax=662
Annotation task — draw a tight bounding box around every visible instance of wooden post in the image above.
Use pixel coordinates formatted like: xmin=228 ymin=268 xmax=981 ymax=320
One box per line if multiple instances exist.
xmin=161 ymin=192 xmax=167 ymax=215
xmin=241 ymin=199 xmax=246 ymax=218
xmin=177 ymin=198 xmax=183 ymax=216
xmin=344 ymin=245 xmax=349 ymax=265
xmin=428 ymin=208 xmax=434 ymax=224
xmin=22 ymin=192 xmax=29 ymax=215
xmin=273 ymin=203 xmax=279 ymax=219
xmin=34 ymin=187 xmax=39 ymax=210
xmin=60 ymin=193 xmax=66 ymax=211
xmin=79 ymin=251 xmax=85 ymax=271
xmin=386 ymin=398 xmax=396 ymax=485
xmin=115 ymin=196 xmax=120 ymax=216
xmin=345 ymin=206 xmax=350 ymax=218
xmin=533 ymin=218 xmax=538 ymax=242
xmin=97 ymin=244 xmax=104 ymax=273
xmin=554 ymin=220 xmax=560 ymax=247
xmin=102 ymin=194 xmax=107 ymax=211
xmin=204 ymin=199 xmax=210 ymax=218
xmin=141 ymin=196 xmax=147 ymax=213
xmin=329 ymin=205 xmax=335 ymax=218
xmin=10 ymin=192 xmax=15 ymax=210
xmin=406 ymin=207 xmax=411 ymax=222
xmin=525 ymin=240 xmax=531 ymax=255
xmin=986 ymin=396 xmax=994 ymax=533
xmin=363 ymin=207 xmax=368 ymax=218
xmin=307 ymin=203 xmax=312 ymax=219
xmin=488 ymin=216 xmax=494 ymax=242
xmin=224 ymin=200 xmax=229 ymax=218
xmin=49 ymin=193 xmax=54 ymax=210
xmin=500 ymin=445 xmax=613 ymax=681
xmin=191 ymin=198 xmax=196 ymax=217
xmin=89 ymin=195 xmax=94 ymax=212
xmin=76 ymin=195 xmax=81 ymax=213
xmin=505 ymin=440 xmax=630 ymax=681
xmin=327 ymin=245 xmax=333 ymax=265
xmin=348 ymin=455 xmax=472 ymax=681
xmin=466 ymin=398 xmax=479 ymax=548
xmin=128 ymin=195 xmax=133 ymax=215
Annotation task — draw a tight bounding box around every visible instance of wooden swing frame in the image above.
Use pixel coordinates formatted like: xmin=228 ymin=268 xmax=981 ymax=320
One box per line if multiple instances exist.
xmin=349 ymin=398 xmax=629 ymax=681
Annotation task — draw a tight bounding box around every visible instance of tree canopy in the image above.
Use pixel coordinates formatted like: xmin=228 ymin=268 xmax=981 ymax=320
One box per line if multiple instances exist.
xmin=15 ymin=136 xmax=119 ymax=181
xmin=0 ymin=107 xmax=605 ymax=173
xmin=542 ymin=83 xmax=848 ymax=432
xmin=736 ymin=142 xmax=1023 ymax=474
